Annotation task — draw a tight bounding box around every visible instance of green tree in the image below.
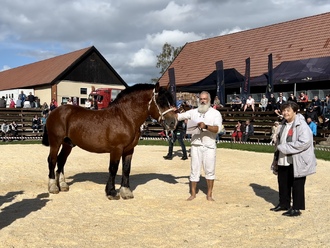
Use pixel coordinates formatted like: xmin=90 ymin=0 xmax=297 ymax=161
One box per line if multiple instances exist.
xmin=156 ymin=43 xmax=182 ymax=75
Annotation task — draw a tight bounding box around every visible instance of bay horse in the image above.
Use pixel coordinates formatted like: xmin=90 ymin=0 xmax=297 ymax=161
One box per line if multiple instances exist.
xmin=42 ymin=83 xmax=177 ymax=200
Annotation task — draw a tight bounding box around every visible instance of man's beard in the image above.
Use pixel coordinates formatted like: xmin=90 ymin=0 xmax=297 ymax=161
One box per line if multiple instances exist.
xmin=198 ymin=102 xmax=211 ymax=114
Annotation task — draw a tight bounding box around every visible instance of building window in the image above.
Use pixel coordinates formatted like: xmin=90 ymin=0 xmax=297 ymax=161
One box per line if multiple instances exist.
xmin=62 ymin=97 xmax=70 ymax=104
xmin=80 ymin=98 xmax=87 ymax=104
xmin=80 ymin=88 xmax=87 ymax=94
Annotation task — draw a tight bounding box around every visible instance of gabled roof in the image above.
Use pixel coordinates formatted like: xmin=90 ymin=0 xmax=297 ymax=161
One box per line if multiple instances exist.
xmin=0 ymin=46 xmax=128 ymax=90
xmin=159 ymin=12 xmax=330 ymax=87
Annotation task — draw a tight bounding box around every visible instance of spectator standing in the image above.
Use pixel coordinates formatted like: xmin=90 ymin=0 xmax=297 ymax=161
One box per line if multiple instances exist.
xmin=9 ymin=98 xmax=16 ymax=108
xmin=163 ymin=120 xmax=188 ymax=160
xmin=27 ymin=92 xmax=35 ymax=108
xmin=306 ymin=117 xmax=317 ymax=136
xmin=242 ymin=119 xmax=254 ymax=142
xmin=16 ymin=96 xmax=22 ymax=108
xmin=260 ymin=94 xmax=268 ymax=112
xmin=270 ymin=101 xmax=316 ymax=217
xmin=19 ymin=91 xmax=26 ymax=108
xmin=0 ymin=96 xmax=6 ymax=108
xmin=177 ymin=91 xmax=222 ymax=201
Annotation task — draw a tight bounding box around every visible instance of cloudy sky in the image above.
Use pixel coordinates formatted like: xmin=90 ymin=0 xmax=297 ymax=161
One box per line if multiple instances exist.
xmin=1 ymin=0 xmax=330 ymax=85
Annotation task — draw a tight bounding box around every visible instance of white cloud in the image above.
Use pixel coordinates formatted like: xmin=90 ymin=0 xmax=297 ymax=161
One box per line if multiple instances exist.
xmin=146 ymin=29 xmax=202 ymax=48
xmin=219 ymin=26 xmax=248 ymax=36
xmin=1 ymin=65 xmax=11 ymax=71
xmin=147 ymin=1 xmax=196 ymax=25
xmin=128 ymin=48 xmax=156 ymax=68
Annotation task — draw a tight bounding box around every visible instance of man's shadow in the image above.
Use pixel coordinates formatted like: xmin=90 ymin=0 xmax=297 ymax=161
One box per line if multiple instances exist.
xmin=249 ymin=183 xmax=278 ymax=206
xmin=0 ymin=192 xmax=50 ymax=230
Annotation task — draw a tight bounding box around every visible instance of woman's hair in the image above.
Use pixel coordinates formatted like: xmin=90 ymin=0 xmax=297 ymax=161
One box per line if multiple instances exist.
xmin=280 ymin=101 xmax=299 ymax=113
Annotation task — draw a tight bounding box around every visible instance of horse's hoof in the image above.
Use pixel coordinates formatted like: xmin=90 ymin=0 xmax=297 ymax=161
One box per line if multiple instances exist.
xmin=49 ymin=179 xmax=59 ymax=194
xmin=49 ymin=184 xmax=59 ymax=194
xmin=59 ymin=182 xmax=69 ymax=192
xmin=120 ymin=187 xmax=134 ymax=200
xmin=107 ymin=194 xmax=120 ymax=200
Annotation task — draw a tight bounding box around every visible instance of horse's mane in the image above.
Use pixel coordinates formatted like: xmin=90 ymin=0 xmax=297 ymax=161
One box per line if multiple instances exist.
xmin=111 ymin=83 xmax=174 ymax=108
xmin=113 ymin=84 xmax=155 ymax=103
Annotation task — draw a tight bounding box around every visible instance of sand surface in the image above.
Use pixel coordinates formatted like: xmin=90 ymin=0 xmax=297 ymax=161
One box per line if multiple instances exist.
xmin=0 ymin=144 xmax=329 ymax=248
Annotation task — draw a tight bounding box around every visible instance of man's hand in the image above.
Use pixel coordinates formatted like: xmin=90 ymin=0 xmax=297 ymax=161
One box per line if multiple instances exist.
xmin=198 ymin=122 xmax=206 ymax=129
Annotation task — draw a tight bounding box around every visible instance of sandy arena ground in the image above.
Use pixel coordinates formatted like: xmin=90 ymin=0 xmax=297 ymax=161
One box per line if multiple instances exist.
xmin=0 ymin=144 xmax=329 ymax=248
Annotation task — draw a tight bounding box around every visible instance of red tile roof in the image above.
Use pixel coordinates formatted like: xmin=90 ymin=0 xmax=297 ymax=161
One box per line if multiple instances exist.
xmin=159 ymin=12 xmax=330 ymax=87
xmin=0 ymin=47 xmax=93 ymax=90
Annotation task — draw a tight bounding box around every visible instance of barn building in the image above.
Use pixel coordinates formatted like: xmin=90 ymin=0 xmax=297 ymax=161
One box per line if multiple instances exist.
xmin=0 ymin=46 xmax=128 ymax=107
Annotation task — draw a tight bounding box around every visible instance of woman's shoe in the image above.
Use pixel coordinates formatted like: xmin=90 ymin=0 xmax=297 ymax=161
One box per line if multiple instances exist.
xmin=270 ymin=205 xmax=289 ymax=212
xmin=282 ymin=208 xmax=301 ymax=217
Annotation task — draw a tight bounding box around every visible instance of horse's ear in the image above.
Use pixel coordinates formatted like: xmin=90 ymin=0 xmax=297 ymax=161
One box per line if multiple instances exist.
xmin=154 ymin=82 xmax=160 ymax=92
xmin=165 ymin=82 xmax=170 ymax=91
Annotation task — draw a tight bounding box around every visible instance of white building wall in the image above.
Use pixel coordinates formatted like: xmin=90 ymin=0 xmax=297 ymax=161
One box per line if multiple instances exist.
xmin=57 ymin=80 xmax=126 ymax=106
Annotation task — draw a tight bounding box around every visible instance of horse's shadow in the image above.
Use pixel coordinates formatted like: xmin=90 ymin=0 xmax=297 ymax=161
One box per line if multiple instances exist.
xmin=0 ymin=192 xmax=50 ymax=230
xmin=67 ymin=172 xmax=214 ymax=197
xmin=67 ymin=172 xmax=188 ymax=192
xmin=249 ymin=183 xmax=278 ymax=206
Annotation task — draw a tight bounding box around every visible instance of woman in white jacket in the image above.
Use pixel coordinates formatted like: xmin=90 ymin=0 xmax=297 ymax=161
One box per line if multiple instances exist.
xmin=270 ymin=101 xmax=316 ymax=217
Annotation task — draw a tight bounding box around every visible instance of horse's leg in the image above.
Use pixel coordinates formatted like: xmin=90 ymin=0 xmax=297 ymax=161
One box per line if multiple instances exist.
xmin=55 ymin=143 xmax=72 ymax=191
xmin=48 ymin=144 xmax=62 ymax=194
xmin=119 ymin=149 xmax=134 ymax=199
xmin=105 ymin=153 xmax=121 ymax=200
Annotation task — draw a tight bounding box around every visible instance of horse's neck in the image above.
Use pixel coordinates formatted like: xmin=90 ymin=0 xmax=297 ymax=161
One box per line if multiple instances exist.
xmin=118 ymin=91 xmax=152 ymax=125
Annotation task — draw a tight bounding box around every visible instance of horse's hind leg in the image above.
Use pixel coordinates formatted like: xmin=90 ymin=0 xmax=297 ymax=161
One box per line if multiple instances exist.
xmin=120 ymin=150 xmax=134 ymax=199
xmin=56 ymin=143 xmax=72 ymax=192
xmin=105 ymin=153 xmax=121 ymax=200
xmin=48 ymin=145 xmax=61 ymax=194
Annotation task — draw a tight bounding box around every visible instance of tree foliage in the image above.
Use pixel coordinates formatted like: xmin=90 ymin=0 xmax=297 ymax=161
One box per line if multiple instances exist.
xmin=156 ymin=42 xmax=182 ymax=75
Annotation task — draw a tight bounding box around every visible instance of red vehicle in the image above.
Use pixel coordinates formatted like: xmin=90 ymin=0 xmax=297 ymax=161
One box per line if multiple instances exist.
xmin=89 ymin=88 xmax=122 ymax=109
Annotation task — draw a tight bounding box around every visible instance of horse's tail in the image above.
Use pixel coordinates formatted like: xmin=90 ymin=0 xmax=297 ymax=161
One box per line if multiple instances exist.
xmin=42 ymin=124 xmax=49 ymax=146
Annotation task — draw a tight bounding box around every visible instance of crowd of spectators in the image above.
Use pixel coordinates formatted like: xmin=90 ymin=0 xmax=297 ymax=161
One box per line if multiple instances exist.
xmin=222 ymin=91 xmax=330 ymax=141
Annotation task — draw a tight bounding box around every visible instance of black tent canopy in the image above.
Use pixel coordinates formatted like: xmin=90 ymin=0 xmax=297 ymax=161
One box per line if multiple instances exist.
xmin=177 ymin=68 xmax=244 ymax=93
xmin=250 ymin=56 xmax=330 ymax=86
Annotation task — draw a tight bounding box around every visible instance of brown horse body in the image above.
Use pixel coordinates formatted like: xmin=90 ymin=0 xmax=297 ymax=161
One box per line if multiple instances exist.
xmin=42 ymin=83 xmax=177 ymax=200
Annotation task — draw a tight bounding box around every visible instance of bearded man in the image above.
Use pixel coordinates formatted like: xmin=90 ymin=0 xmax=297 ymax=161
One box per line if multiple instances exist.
xmin=177 ymin=91 xmax=222 ymax=201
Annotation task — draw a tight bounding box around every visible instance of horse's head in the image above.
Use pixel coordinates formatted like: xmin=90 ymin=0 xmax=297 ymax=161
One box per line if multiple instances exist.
xmin=148 ymin=83 xmax=177 ymax=130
